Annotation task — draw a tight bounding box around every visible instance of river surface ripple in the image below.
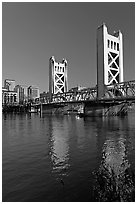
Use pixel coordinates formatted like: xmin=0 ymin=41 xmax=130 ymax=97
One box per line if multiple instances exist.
xmin=2 ymin=111 xmax=135 ymax=201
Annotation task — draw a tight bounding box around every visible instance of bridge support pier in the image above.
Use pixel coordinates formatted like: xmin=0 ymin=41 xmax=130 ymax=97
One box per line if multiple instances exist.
xmin=39 ymin=103 xmax=84 ymax=115
xmin=83 ymin=102 xmax=129 ymax=117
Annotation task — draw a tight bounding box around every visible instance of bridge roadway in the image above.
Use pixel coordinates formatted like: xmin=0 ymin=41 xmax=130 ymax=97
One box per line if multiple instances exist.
xmin=32 ymin=80 xmax=134 ymax=116
xmin=35 ymin=80 xmax=135 ymax=106
xmin=40 ymin=96 xmax=134 ymax=106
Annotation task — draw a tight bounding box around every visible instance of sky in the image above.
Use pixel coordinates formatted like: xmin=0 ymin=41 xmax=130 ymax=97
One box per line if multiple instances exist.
xmin=2 ymin=2 xmax=135 ymax=93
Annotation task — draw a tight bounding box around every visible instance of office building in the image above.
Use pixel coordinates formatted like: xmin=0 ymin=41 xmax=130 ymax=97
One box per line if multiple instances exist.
xmin=14 ymin=85 xmax=28 ymax=104
xmin=28 ymin=85 xmax=40 ymax=101
xmin=4 ymin=79 xmax=16 ymax=91
xmin=2 ymin=87 xmax=17 ymax=105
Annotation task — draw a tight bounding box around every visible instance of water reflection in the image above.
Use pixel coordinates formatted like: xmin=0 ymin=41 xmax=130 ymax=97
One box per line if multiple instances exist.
xmin=92 ymin=116 xmax=135 ymax=201
xmin=2 ymin=112 xmax=134 ymax=201
xmin=47 ymin=116 xmax=70 ymax=177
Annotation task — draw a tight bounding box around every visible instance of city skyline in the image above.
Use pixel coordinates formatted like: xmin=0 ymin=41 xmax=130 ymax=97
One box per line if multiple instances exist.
xmin=2 ymin=2 xmax=135 ymax=93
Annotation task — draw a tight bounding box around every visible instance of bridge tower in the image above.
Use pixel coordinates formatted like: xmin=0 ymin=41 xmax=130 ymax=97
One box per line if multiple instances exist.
xmin=49 ymin=56 xmax=68 ymax=100
xmin=97 ymin=23 xmax=123 ymax=98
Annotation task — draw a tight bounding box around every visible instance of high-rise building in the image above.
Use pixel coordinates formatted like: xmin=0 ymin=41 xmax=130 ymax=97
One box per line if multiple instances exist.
xmin=49 ymin=56 xmax=68 ymax=98
xmin=14 ymin=85 xmax=28 ymax=104
xmin=28 ymin=86 xmax=40 ymax=101
xmin=4 ymin=79 xmax=16 ymax=91
xmin=21 ymin=85 xmax=28 ymax=101
xmin=97 ymin=23 xmax=123 ymax=98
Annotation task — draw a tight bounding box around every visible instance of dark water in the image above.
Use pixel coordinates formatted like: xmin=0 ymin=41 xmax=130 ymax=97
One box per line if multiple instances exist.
xmin=2 ymin=111 xmax=135 ymax=202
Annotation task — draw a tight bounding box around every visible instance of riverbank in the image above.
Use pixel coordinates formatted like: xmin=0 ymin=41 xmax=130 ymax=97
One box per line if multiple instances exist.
xmin=2 ymin=104 xmax=31 ymax=113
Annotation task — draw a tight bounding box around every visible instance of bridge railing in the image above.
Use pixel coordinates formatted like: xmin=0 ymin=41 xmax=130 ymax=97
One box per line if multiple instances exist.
xmin=51 ymin=87 xmax=97 ymax=103
xmin=41 ymin=80 xmax=135 ymax=104
xmin=105 ymin=80 xmax=135 ymax=99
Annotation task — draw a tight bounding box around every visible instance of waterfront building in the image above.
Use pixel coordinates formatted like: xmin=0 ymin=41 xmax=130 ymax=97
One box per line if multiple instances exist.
xmin=2 ymin=87 xmax=17 ymax=105
xmin=40 ymin=91 xmax=50 ymax=103
xmin=4 ymin=79 xmax=16 ymax=91
xmin=14 ymin=85 xmax=28 ymax=104
xmin=28 ymin=85 xmax=40 ymax=102
xmin=49 ymin=56 xmax=68 ymax=98
xmin=22 ymin=85 xmax=28 ymax=102
xmin=97 ymin=23 xmax=123 ymax=98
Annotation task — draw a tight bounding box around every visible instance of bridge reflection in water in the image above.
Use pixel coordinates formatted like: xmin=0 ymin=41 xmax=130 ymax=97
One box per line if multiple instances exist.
xmin=45 ymin=113 xmax=134 ymax=201
xmin=2 ymin=112 xmax=134 ymax=201
xmin=92 ymin=116 xmax=135 ymax=202
xmin=48 ymin=116 xmax=70 ymax=178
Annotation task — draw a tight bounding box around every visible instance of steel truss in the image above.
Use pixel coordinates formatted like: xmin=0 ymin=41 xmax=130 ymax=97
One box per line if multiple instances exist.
xmin=105 ymin=80 xmax=135 ymax=99
xmin=42 ymin=80 xmax=135 ymax=104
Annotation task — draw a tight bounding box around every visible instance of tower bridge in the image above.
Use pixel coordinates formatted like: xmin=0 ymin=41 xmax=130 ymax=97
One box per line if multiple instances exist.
xmin=43 ymin=80 xmax=135 ymax=104
xmin=37 ymin=24 xmax=135 ymax=116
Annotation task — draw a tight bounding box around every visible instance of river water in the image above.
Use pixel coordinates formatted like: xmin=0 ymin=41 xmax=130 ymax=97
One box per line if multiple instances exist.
xmin=2 ymin=111 xmax=135 ymax=202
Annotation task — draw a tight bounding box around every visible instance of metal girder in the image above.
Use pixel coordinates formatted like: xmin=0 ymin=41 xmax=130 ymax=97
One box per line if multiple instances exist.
xmin=105 ymin=80 xmax=135 ymax=99
xmin=50 ymin=88 xmax=97 ymax=103
xmin=42 ymin=80 xmax=135 ymax=104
